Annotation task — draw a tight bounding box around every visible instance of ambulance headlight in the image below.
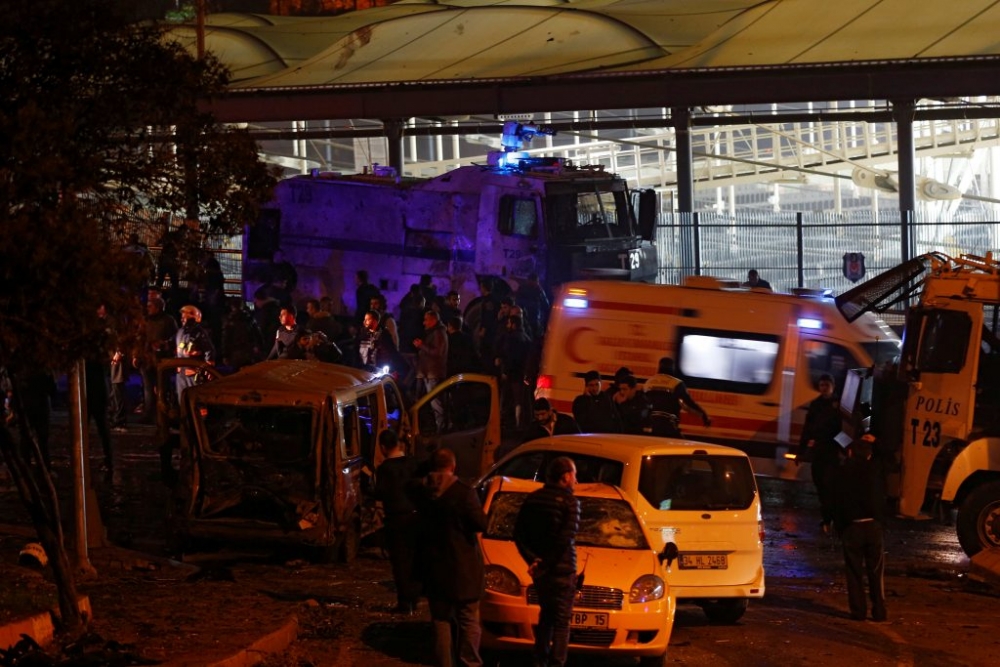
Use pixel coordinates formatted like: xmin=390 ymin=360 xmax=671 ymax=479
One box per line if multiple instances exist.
xmin=563 ymin=297 xmax=588 ymax=309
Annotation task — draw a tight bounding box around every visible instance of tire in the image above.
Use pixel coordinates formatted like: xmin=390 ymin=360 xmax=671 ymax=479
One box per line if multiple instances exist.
xmin=702 ymin=598 xmax=748 ymax=624
xmin=638 ymin=652 xmax=667 ymax=667
xmin=337 ymin=513 xmax=361 ymax=563
xmin=956 ymin=480 xmax=1000 ymax=557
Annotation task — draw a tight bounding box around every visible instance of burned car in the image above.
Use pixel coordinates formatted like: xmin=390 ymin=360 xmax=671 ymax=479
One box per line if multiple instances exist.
xmin=165 ymin=360 xmax=498 ymax=560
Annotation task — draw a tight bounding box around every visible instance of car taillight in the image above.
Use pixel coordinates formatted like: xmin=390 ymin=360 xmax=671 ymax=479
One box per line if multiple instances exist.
xmin=758 ymin=519 xmax=765 ymax=543
xmin=536 ymin=374 xmax=553 ymax=390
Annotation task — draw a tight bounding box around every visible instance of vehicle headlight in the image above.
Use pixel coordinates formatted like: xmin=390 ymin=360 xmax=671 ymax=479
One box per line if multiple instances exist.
xmin=629 ymin=574 xmax=665 ymax=603
xmin=484 ymin=565 xmax=522 ymax=596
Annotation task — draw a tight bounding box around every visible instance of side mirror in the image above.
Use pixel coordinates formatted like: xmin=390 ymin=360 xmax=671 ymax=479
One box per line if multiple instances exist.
xmin=658 ymin=542 xmax=679 ymax=568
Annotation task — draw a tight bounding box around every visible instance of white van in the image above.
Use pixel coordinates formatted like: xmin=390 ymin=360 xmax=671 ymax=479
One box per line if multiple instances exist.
xmin=536 ymin=278 xmax=900 ymax=477
xmin=479 ymin=433 xmax=764 ymax=624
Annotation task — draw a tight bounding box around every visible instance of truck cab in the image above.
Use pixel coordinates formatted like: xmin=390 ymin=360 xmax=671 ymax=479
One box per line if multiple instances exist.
xmin=836 ymin=252 xmax=1000 ymax=555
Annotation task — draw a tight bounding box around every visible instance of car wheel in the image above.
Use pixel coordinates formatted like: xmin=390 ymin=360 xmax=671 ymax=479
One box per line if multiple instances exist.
xmin=956 ymin=480 xmax=1000 ymax=557
xmin=702 ymin=597 xmax=748 ymax=624
xmin=637 ymin=652 xmax=667 ymax=667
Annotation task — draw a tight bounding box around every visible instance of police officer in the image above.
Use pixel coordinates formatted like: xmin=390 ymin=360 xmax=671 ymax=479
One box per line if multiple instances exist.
xmin=642 ymin=357 xmax=711 ymax=437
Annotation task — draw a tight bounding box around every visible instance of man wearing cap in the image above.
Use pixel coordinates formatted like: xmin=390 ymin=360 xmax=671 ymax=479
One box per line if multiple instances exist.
xmin=175 ymin=304 xmax=215 ymax=394
xmin=571 ymin=370 xmax=622 ymax=434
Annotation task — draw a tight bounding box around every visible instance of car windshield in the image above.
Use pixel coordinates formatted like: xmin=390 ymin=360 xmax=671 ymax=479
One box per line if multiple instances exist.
xmin=486 ymin=491 xmax=649 ymax=550
xmin=637 ymin=455 xmax=756 ymax=511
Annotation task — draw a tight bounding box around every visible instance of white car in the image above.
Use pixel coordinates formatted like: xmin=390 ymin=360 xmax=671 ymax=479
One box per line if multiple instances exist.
xmin=479 ymin=477 xmax=676 ymax=666
xmin=480 ymin=434 xmax=765 ymax=623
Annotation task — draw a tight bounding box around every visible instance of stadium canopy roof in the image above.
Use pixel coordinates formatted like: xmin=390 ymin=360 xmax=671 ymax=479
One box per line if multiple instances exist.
xmin=165 ymin=0 xmax=1000 ymax=123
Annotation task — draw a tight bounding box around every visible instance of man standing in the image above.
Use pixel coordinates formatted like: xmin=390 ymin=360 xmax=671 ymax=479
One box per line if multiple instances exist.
xmin=521 ymin=398 xmax=580 ymax=444
xmin=742 ymin=269 xmax=773 ymax=290
xmin=374 ymin=430 xmax=420 ymax=615
xmin=175 ymin=304 xmax=216 ymax=394
xmin=411 ymin=448 xmax=487 ymax=667
xmin=266 ymin=305 xmax=304 ymax=360
xmin=831 ymin=434 xmax=887 ymax=622
xmin=514 ymin=457 xmax=580 ymax=667
xmin=135 ymin=295 xmax=177 ymax=422
xmin=357 ymin=310 xmax=399 ymax=373
xmin=613 ymin=374 xmax=650 ymax=435
xmin=795 ymin=373 xmax=843 ymax=527
xmin=413 ymin=309 xmax=448 ymax=428
xmin=571 ymin=370 xmax=622 ymax=434
xmin=643 ymin=357 xmax=711 ymax=437
xmin=355 ymin=270 xmax=380 ymax=327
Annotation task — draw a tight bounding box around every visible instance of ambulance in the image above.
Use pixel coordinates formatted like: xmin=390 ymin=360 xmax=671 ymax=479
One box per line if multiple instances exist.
xmin=535 ymin=278 xmax=900 ymax=476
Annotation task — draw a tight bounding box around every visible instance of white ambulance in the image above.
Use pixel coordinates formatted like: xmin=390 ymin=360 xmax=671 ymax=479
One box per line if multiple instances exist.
xmin=535 ymin=278 xmax=900 ymax=477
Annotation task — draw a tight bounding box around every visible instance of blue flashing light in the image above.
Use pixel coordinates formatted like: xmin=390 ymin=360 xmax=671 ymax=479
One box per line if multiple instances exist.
xmin=797 ymin=317 xmax=823 ymax=330
xmin=563 ymin=297 xmax=589 ymax=309
xmin=497 ymin=151 xmax=529 ymax=170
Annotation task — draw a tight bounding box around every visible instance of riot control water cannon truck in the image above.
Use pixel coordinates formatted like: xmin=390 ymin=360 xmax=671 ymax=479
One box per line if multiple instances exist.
xmin=243 ymin=121 xmax=658 ymax=311
xmin=835 ymin=252 xmax=1000 ymax=556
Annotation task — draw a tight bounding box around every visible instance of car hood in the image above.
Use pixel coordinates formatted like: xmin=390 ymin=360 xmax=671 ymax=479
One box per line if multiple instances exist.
xmin=481 ymin=537 xmax=664 ymax=591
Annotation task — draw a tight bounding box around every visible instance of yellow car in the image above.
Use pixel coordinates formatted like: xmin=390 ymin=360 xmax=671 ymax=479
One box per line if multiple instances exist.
xmin=479 ymin=477 xmax=676 ymax=666
xmin=481 ymin=434 xmax=765 ymax=624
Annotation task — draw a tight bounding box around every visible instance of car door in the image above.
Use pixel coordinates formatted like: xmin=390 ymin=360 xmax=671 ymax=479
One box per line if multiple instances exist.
xmin=155 ymin=359 xmax=225 ymax=457
xmin=409 ymin=373 xmax=499 ymax=480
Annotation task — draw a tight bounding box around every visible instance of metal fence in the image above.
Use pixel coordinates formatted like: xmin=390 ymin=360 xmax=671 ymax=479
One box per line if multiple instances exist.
xmin=655 ymin=209 xmax=1000 ymax=297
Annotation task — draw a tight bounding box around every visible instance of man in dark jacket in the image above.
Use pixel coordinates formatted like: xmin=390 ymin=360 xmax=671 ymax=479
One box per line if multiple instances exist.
xmin=831 ymin=434 xmax=887 ymax=622
xmin=794 ymin=373 xmax=843 ymax=526
xmin=266 ymin=305 xmax=304 ymax=360
xmin=410 ymin=447 xmax=487 ymax=667
xmin=374 ymin=430 xmax=420 ymax=615
xmin=357 ymin=310 xmax=400 ymax=373
xmin=571 ymin=370 xmax=622 ymax=433
xmin=521 ymin=399 xmax=580 ymax=443
xmin=514 ymin=457 xmax=580 ymax=667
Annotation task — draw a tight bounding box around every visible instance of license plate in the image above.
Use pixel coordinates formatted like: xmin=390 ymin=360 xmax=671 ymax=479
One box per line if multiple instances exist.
xmin=679 ymin=553 xmax=728 ymax=569
xmin=570 ymin=612 xmax=608 ymax=628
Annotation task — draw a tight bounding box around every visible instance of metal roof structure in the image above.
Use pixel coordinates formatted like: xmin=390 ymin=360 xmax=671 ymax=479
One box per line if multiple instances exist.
xmin=163 ymin=0 xmax=1000 ymax=123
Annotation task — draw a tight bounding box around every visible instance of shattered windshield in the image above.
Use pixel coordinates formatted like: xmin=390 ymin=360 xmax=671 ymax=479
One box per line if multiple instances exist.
xmin=197 ymin=404 xmax=314 ymax=464
xmin=486 ymin=491 xmax=649 ymax=550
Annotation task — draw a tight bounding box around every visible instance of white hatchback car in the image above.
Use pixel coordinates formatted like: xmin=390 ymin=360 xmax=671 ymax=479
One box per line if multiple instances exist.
xmin=479 ymin=477 xmax=675 ymax=666
xmin=480 ymin=434 xmax=765 ymax=623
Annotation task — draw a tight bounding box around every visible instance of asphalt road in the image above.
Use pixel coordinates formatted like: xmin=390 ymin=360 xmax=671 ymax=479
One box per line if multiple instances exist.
xmin=3 ymin=413 xmax=999 ymax=666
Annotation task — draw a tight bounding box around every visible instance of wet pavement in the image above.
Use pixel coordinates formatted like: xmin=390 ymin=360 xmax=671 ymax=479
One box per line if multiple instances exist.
xmin=3 ymin=410 xmax=998 ymax=666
